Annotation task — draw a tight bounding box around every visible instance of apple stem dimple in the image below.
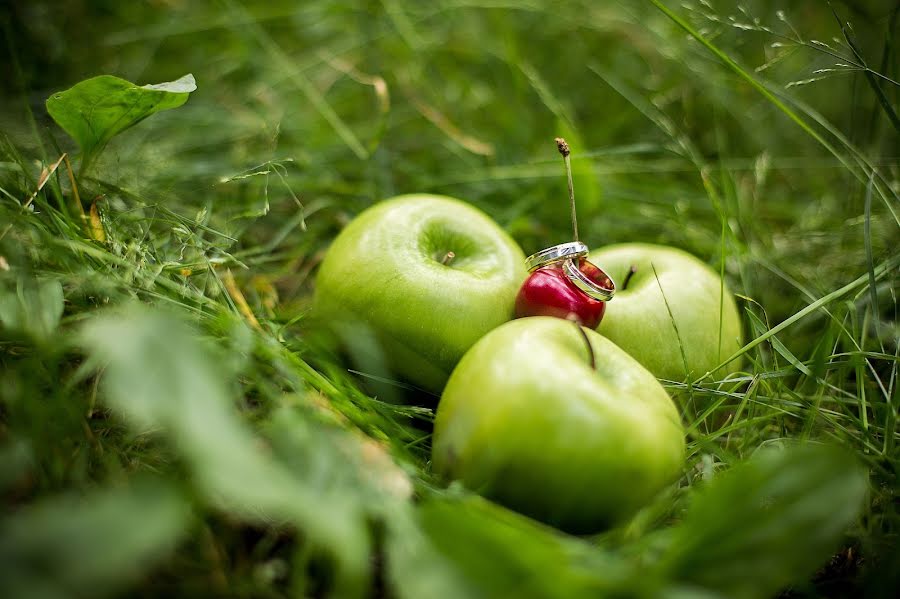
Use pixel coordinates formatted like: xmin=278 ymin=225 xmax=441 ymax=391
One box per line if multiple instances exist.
xmin=623 ymin=265 xmax=638 ymax=290
xmin=555 ymin=137 xmax=578 ymax=242
xmin=440 ymin=251 xmax=456 ymax=266
xmin=566 ymin=313 xmax=596 ymax=370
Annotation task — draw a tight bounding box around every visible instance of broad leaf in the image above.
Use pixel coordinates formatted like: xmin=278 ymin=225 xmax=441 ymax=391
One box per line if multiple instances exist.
xmin=80 ymin=305 xmax=371 ymax=598
xmin=46 ymin=74 xmax=196 ymax=172
xmin=0 ymin=277 xmax=64 ymax=342
xmin=659 ymin=445 xmax=868 ymax=598
xmin=390 ymin=494 xmax=646 ymax=599
xmin=0 ymin=479 xmax=189 ymax=599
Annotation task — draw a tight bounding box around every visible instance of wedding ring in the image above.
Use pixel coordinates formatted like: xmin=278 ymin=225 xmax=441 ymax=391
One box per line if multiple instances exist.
xmin=525 ymin=241 xmax=589 ymax=272
xmin=562 ymin=258 xmax=616 ymax=301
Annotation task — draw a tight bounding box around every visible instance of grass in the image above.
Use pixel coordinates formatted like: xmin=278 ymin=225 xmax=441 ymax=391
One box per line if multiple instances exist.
xmin=1 ymin=0 xmax=898 ymax=597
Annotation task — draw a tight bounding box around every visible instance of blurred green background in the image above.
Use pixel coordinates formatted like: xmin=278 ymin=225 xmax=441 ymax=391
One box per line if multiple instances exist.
xmin=1 ymin=1 xmax=898 ymax=597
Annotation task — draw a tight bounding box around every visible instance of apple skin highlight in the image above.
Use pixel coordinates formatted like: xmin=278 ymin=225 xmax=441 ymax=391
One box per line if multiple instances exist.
xmin=514 ymin=259 xmax=611 ymax=329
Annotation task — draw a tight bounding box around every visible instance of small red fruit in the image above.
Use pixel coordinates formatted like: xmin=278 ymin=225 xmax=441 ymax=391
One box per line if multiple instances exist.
xmin=515 ymin=258 xmax=613 ymax=329
xmin=515 ymin=138 xmax=615 ymax=329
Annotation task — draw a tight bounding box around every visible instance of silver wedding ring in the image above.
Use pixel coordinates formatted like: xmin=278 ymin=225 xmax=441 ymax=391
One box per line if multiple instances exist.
xmin=562 ymin=258 xmax=616 ymax=301
xmin=525 ymin=241 xmax=589 ymax=272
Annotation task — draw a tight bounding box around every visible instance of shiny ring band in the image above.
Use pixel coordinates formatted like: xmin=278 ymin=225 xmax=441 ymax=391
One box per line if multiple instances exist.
xmin=562 ymin=258 xmax=616 ymax=301
xmin=525 ymin=241 xmax=589 ymax=272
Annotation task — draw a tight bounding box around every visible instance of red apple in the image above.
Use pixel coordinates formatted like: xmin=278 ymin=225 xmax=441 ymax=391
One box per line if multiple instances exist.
xmin=514 ymin=258 xmax=612 ymax=329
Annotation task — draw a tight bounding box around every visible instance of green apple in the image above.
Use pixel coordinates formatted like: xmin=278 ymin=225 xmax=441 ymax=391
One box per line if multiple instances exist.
xmin=432 ymin=316 xmax=685 ymax=533
xmin=314 ymin=194 xmax=527 ymax=394
xmin=589 ymin=243 xmax=743 ymax=382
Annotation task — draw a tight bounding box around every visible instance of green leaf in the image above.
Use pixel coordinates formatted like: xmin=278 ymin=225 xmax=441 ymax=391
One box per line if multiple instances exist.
xmin=0 ymin=277 xmax=64 ymax=342
xmin=0 ymin=479 xmax=189 ymax=599
xmin=0 ymin=437 xmax=34 ymax=492
xmin=390 ymin=494 xmax=645 ymax=599
xmin=46 ymin=74 xmax=196 ymax=173
xmin=659 ymin=444 xmax=868 ymax=599
xmin=80 ymin=305 xmax=371 ymax=598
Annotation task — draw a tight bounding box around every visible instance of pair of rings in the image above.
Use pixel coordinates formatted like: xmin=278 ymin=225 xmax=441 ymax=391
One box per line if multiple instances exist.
xmin=525 ymin=241 xmax=616 ymax=302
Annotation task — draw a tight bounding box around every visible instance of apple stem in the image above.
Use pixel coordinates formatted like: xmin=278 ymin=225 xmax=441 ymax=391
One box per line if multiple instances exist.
xmin=623 ymin=265 xmax=638 ymax=290
xmin=567 ymin=314 xmax=596 ymax=370
xmin=555 ymin=137 xmax=578 ymax=242
xmin=440 ymin=251 xmax=456 ymax=266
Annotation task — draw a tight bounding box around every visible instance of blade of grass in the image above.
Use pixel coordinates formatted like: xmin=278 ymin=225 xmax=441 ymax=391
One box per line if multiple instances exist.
xmin=701 ymin=255 xmax=900 ymax=381
xmin=827 ymin=2 xmax=900 ymax=133
xmin=220 ymin=0 xmax=368 ymax=160
xmin=649 ymin=0 xmax=899 ymax=224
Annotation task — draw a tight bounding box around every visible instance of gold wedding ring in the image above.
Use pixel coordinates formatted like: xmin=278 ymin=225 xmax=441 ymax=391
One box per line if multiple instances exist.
xmin=562 ymin=258 xmax=616 ymax=301
xmin=525 ymin=241 xmax=589 ymax=272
